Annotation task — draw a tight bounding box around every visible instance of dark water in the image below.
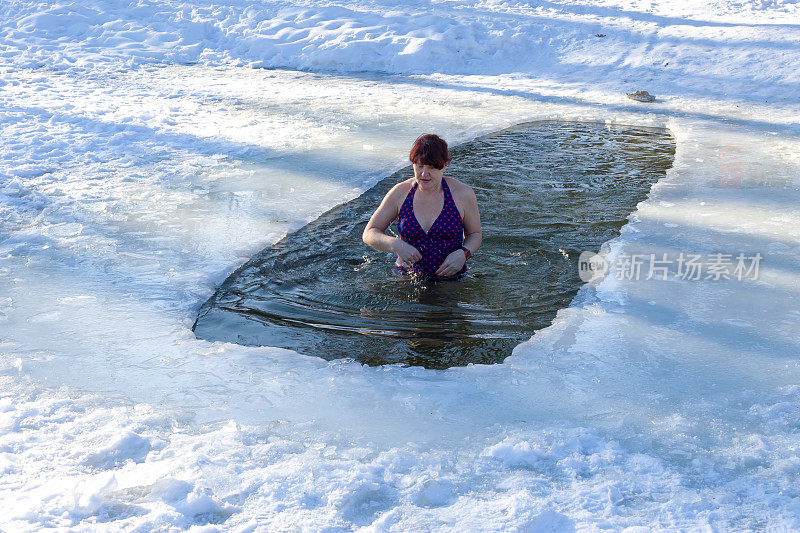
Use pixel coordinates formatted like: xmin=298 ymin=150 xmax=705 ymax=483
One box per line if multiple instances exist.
xmin=193 ymin=122 xmax=674 ymax=368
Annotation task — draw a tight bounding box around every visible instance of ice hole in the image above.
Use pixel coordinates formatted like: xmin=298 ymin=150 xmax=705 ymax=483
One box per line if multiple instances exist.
xmin=193 ymin=122 xmax=675 ymax=368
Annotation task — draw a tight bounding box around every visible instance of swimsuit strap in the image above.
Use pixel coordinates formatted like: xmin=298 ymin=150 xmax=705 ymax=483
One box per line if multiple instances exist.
xmin=442 ymin=177 xmax=452 ymax=203
xmin=400 ymin=181 xmax=417 ymax=215
xmin=441 ymin=177 xmax=461 ymax=220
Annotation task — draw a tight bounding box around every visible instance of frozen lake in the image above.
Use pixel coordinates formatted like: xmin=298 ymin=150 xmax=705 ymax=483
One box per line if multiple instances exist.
xmin=2 ymin=60 xmax=800 ymax=530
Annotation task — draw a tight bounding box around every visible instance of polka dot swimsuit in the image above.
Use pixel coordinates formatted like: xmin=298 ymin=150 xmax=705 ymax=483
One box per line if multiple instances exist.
xmin=396 ymin=177 xmax=467 ymax=278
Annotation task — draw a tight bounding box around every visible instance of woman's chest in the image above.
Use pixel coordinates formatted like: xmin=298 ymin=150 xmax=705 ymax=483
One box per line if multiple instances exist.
xmin=412 ymin=194 xmax=445 ymax=233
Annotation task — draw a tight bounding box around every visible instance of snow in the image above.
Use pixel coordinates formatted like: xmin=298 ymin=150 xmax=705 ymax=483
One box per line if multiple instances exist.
xmin=1 ymin=0 xmax=800 ymax=530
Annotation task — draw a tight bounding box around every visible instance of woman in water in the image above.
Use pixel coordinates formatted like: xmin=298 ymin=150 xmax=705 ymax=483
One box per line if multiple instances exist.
xmin=363 ymin=134 xmax=482 ymax=279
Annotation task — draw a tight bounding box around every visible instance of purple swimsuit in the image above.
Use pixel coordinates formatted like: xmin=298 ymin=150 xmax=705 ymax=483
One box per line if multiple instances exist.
xmin=396 ymin=177 xmax=467 ymax=278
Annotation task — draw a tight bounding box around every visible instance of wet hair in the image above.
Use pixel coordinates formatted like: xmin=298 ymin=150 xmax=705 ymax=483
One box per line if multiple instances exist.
xmin=409 ymin=134 xmax=451 ymax=170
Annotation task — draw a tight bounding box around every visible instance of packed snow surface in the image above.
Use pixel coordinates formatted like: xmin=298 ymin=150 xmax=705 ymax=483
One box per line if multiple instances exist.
xmin=1 ymin=0 xmax=800 ymax=530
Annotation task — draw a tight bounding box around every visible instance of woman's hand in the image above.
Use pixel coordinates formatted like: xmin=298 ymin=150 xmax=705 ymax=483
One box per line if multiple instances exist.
xmin=394 ymin=239 xmax=422 ymax=266
xmin=435 ymin=249 xmax=466 ymax=277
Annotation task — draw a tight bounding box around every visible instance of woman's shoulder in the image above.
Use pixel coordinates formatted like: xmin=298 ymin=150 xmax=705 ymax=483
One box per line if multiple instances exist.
xmin=384 ymin=179 xmax=415 ymax=209
xmin=387 ymin=178 xmax=415 ymax=198
xmin=395 ymin=178 xmax=416 ymax=191
xmin=445 ymin=176 xmax=476 ymax=201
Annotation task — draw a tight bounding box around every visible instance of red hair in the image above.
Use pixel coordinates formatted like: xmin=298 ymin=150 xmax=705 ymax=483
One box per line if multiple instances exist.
xmin=408 ymin=134 xmax=451 ymax=170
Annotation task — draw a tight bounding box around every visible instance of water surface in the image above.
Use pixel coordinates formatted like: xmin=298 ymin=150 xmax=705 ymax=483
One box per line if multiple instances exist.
xmin=193 ymin=122 xmax=674 ymax=368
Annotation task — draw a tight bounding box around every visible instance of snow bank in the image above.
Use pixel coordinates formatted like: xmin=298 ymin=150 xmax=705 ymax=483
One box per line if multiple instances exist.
xmin=2 ymin=0 xmax=799 ymax=100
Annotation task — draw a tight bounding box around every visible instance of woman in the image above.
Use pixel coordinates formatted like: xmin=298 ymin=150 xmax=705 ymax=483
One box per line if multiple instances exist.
xmin=362 ymin=134 xmax=482 ymax=279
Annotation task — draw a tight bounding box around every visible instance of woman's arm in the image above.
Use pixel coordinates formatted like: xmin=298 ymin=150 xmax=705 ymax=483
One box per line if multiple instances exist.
xmin=460 ymin=186 xmax=482 ymax=255
xmin=362 ymin=184 xmax=421 ymax=263
xmin=362 ymin=184 xmax=402 ymax=252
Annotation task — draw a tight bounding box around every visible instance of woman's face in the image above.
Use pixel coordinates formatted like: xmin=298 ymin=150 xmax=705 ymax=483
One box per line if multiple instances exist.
xmin=413 ymin=162 xmax=446 ymax=192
